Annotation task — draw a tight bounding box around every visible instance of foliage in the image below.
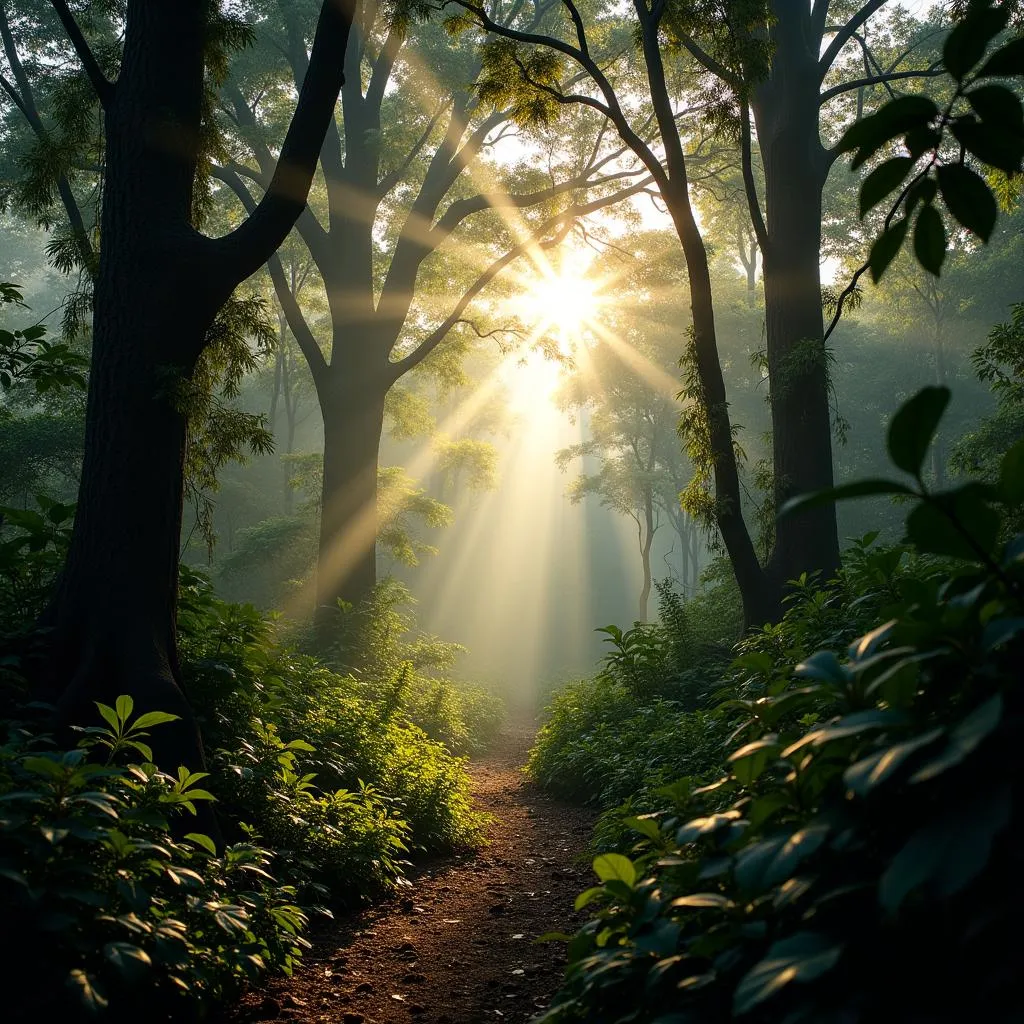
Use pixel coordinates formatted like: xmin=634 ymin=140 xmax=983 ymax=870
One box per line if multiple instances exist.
xmin=0 ymin=700 xmax=308 ymax=1023
xmin=837 ymin=2 xmax=1023 ymax=282
xmin=537 ymin=387 xmax=1024 ymax=1022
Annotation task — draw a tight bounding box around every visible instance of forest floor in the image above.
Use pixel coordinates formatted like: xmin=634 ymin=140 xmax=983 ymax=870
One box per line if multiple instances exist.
xmin=225 ymin=718 xmax=595 ymax=1024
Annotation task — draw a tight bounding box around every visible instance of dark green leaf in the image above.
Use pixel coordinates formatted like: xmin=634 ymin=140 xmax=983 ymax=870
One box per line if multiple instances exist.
xmin=844 ymin=728 xmax=944 ymax=798
xmin=66 ymin=970 xmax=108 ymax=1014
xmin=779 ymin=478 xmax=915 ymax=518
xmin=905 ymin=486 xmax=1000 ymax=559
xmin=943 ymin=5 xmax=1008 ymax=80
xmin=859 ymin=157 xmax=914 ymax=217
xmin=951 ymin=117 xmax=1024 ymax=174
xmin=887 ymin=386 xmax=950 ymax=476
xmin=733 ymin=933 xmax=842 ymax=1015
xmin=998 ymin=438 xmax=1024 ymax=505
xmin=967 ymin=83 xmax=1024 ymax=132
xmin=913 ymin=203 xmax=947 ymax=275
xmin=937 ymin=163 xmax=998 ymax=242
xmin=868 ymin=217 xmax=909 ymax=283
xmin=977 ymin=37 xmax=1024 ymax=78
xmin=103 ymin=942 xmax=152 ymax=980
xmin=910 ymin=695 xmax=1002 ymax=784
xmin=838 ymin=96 xmax=939 ymax=168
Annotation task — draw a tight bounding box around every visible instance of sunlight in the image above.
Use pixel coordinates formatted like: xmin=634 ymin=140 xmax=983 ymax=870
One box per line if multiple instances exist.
xmin=509 ymin=252 xmax=606 ymax=350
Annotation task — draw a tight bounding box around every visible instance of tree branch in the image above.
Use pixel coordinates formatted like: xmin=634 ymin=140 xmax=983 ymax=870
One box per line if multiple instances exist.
xmin=210 ymin=0 xmax=356 ymax=285
xmin=387 ymin=179 xmax=650 ymax=381
xmin=48 ymin=0 xmax=113 ymax=106
xmin=819 ymin=0 xmax=890 ymax=78
xmin=820 ymin=63 xmax=944 ymax=104
xmin=740 ymin=101 xmax=769 ymax=256
xmin=213 ymin=164 xmax=329 ymax=383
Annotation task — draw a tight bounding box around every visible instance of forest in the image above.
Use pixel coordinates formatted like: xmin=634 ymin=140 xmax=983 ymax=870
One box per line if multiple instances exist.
xmin=0 ymin=0 xmax=1022 ymax=1021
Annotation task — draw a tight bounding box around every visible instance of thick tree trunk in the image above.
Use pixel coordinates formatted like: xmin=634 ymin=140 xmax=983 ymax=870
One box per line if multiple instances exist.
xmin=315 ymin=371 xmax=388 ymax=637
xmin=755 ymin=11 xmax=841 ymax=591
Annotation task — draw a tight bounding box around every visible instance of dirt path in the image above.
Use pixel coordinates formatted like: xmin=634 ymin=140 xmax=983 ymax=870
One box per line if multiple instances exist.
xmin=232 ymin=721 xmax=595 ymax=1024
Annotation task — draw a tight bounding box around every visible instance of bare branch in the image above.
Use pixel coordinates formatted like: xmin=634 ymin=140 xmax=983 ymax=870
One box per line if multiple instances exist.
xmin=820 ymin=63 xmax=943 ymax=104
xmin=740 ymin=100 xmax=769 ymax=256
xmin=819 ymin=0 xmax=890 ymax=78
xmin=48 ymin=0 xmax=113 ymax=105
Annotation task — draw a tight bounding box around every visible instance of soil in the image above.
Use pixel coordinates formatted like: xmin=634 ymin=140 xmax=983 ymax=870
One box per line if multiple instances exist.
xmin=226 ymin=719 xmax=595 ymax=1024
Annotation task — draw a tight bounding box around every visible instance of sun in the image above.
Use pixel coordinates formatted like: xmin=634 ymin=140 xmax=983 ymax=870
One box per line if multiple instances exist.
xmin=513 ymin=253 xmax=606 ymax=348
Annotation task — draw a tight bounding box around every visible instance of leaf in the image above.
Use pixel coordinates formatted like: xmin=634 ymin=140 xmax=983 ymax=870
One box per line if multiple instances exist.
xmin=778 ymin=478 xmax=915 ymax=518
xmin=937 ymin=163 xmax=998 ymax=242
xmin=114 ymin=695 xmax=134 ymax=724
xmin=623 ymin=816 xmax=662 ymax=842
xmin=592 ymin=853 xmax=636 ymax=887
xmin=869 ymin=216 xmax=909 ymax=283
xmin=951 ymin=117 xmax=1024 ymax=175
xmin=967 ymin=84 xmax=1024 ymax=133
xmin=906 ymin=487 xmax=1000 ymax=560
xmin=837 ymin=96 xmax=939 ymax=167
xmin=887 ymin=386 xmax=950 ymax=477
xmin=943 ymin=4 xmax=1009 ymax=80
xmin=913 ymin=203 xmax=946 ymax=276
xmin=729 ymin=737 xmax=781 ymax=786
xmin=670 ymin=893 xmax=734 ymax=910
xmin=981 ymin=617 xmax=1024 ymax=652
xmin=999 ymin=438 xmax=1024 ymax=506
xmin=910 ymin=694 xmax=1002 ymax=784
xmin=977 ymin=37 xmax=1024 ymax=78
xmin=880 ymin=787 xmax=1011 ymax=911
xmin=66 ymin=970 xmax=108 ymax=1014
xmin=130 ymin=711 xmax=180 ymax=731
xmin=794 ymin=650 xmax=848 ymax=687
xmin=574 ymin=887 xmax=607 ymax=911
xmin=859 ymin=157 xmax=914 ymax=218
xmin=185 ymin=832 xmax=217 ymax=855
xmin=103 ymin=942 xmax=152 ymax=980
xmin=94 ymin=702 xmax=120 ymax=734
xmin=843 ymin=728 xmax=945 ymax=798
xmin=733 ymin=933 xmax=842 ymax=1015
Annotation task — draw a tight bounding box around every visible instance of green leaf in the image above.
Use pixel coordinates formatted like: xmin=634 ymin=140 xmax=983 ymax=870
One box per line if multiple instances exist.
xmin=592 ymin=853 xmax=636 ymax=887
xmin=733 ymin=933 xmax=842 ymax=1015
xmin=779 ymin=478 xmax=915 ymax=518
xmin=793 ymin=650 xmax=848 ymax=686
xmin=574 ymin=886 xmax=607 ymax=911
xmin=837 ymin=96 xmax=939 ymax=167
xmin=844 ymin=728 xmax=945 ymax=798
xmin=868 ymin=217 xmax=908 ymax=283
xmin=114 ymin=695 xmax=134 ymax=724
xmin=623 ymin=816 xmax=662 ymax=842
xmin=185 ymin=832 xmax=217 ymax=855
xmin=910 ymin=694 xmax=1002 ymax=784
xmin=905 ymin=487 xmax=1000 ymax=559
xmin=998 ymin=438 xmax=1024 ymax=505
xmin=913 ymin=203 xmax=946 ymax=276
xmin=937 ymin=163 xmax=998 ymax=242
xmin=943 ymin=5 xmax=1008 ymax=80
xmin=887 ymin=386 xmax=950 ymax=477
xmin=729 ymin=737 xmax=781 ymax=786
xmin=977 ymin=36 xmax=1024 ymax=78
xmin=130 ymin=711 xmax=181 ymax=731
xmin=94 ymin=702 xmax=120 ymax=734
xmin=859 ymin=157 xmax=914 ymax=218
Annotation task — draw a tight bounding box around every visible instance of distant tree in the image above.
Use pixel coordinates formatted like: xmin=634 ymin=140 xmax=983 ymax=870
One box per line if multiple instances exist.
xmin=215 ymin=2 xmax=648 ymax=638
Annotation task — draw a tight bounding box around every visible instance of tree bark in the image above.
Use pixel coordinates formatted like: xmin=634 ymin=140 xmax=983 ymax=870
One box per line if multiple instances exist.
xmin=754 ymin=6 xmax=841 ymax=591
xmin=315 ymin=368 xmax=388 ymax=636
xmin=37 ymin=0 xmax=353 ymax=800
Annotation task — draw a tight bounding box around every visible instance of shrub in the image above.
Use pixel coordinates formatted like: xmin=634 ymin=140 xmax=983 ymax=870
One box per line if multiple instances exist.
xmin=540 ymin=387 xmax=1024 ymax=1023
xmin=0 ymin=699 xmax=307 ymax=1023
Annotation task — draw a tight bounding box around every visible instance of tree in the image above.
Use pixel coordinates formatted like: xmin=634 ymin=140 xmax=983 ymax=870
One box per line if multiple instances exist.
xmin=15 ymin=1 xmax=356 ymax=780
xmin=450 ymin=0 xmax=955 ymax=625
xmin=215 ymin=1 xmax=649 ymax=636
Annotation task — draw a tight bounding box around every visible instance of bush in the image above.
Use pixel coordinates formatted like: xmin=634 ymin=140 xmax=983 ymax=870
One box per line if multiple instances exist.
xmin=0 ymin=699 xmax=307 ymax=1023
xmin=539 ymin=388 xmax=1024 ymax=1022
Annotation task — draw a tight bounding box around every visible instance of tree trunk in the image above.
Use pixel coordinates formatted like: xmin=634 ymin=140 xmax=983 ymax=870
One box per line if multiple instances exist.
xmin=755 ymin=10 xmax=840 ymax=591
xmin=315 ymin=371 xmax=388 ymax=637
xmin=664 ymin=184 xmax=780 ymax=627
xmin=638 ymin=491 xmax=655 ymax=622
